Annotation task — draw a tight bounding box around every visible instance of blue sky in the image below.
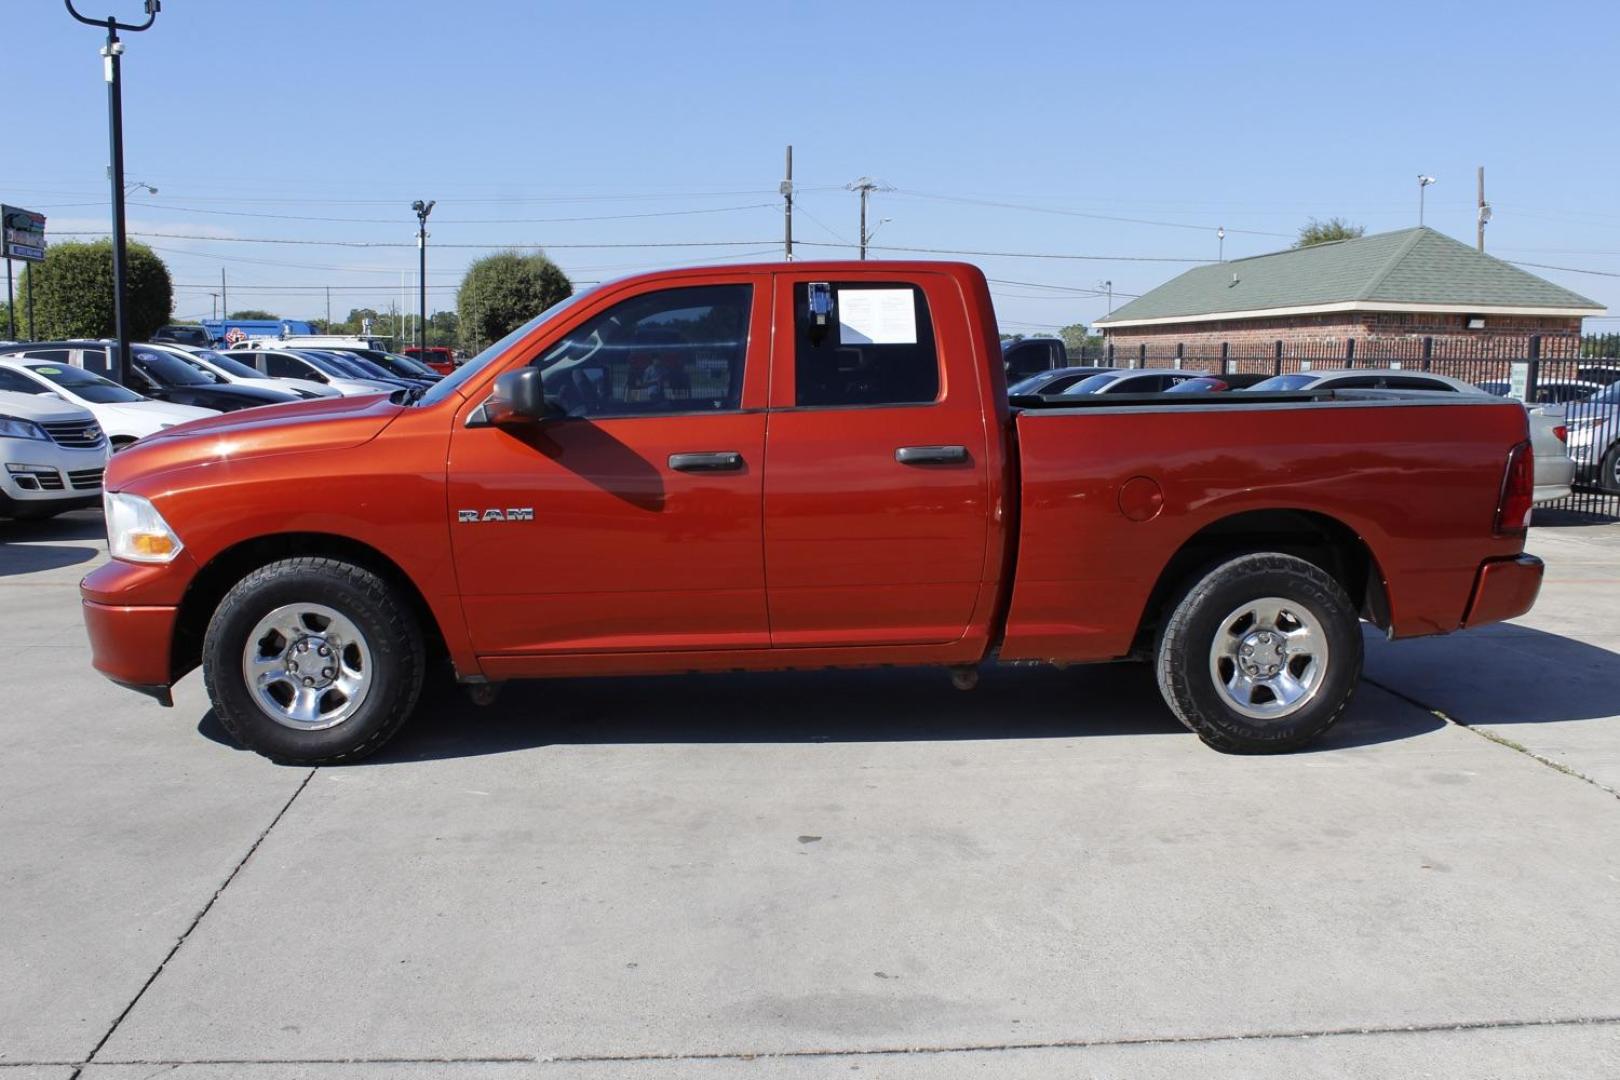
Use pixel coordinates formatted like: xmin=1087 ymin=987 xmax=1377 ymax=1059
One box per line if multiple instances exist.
xmin=8 ymin=0 xmax=1619 ymax=333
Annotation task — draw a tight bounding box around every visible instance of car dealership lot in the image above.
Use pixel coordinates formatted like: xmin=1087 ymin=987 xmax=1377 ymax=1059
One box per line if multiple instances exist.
xmin=3 ymin=511 xmax=1619 ymax=1078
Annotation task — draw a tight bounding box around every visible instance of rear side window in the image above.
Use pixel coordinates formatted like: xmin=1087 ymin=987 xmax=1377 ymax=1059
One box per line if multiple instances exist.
xmin=263 ymin=353 xmax=309 ymax=379
xmin=794 ymin=282 xmax=939 ymax=408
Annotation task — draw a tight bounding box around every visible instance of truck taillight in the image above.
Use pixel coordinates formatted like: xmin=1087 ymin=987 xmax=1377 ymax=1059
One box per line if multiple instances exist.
xmin=1495 ymin=441 xmax=1535 ymax=536
xmin=1554 ymin=424 xmax=1568 ymax=444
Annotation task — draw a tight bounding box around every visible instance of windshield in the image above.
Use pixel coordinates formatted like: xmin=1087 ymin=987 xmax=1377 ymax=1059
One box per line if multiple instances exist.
xmin=320 ymin=352 xmax=400 ymax=381
xmin=194 ymin=349 xmax=267 ymax=380
xmin=291 ymin=351 xmax=362 ymax=379
xmin=1590 ymin=382 xmax=1620 ymax=405
xmin=1165 ymin=377 xmax=1226 ymax=393
xmin=1008 ymin=373 xmax=1058 ymax=394
xmin=134 ymin=348 xmax=219 ymax=386
xmin=417 ymin=289 xmax=594 ymax=407
xmin=23 ymin=363 xmax=146 ymax=403
xmin=380 ymin=351 xmax=439 ymax=377
xmin=1060 ymin=373 xmax=1124 ymax=395
xmin=1247 ymin=374 xmax=1317 ymax=391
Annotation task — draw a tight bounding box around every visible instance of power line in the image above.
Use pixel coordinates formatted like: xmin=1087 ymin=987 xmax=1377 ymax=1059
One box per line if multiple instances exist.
xmin=1506 ymin=260 xmax=1620 ymax=279
xmin=986 ymin=277 xmax=1142 ymax=298
xmin=118 ymin=200 xmax=778 ymax=225
xmin=795 ymin=240 xmax=1210 ymax=262
xmin=56 ymin=230 xmax=781 ymax=250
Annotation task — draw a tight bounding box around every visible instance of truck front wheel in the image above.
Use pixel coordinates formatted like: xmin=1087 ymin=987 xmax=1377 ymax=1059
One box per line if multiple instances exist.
xmin=202 ymin=557 xmax=425 ymax=764
xmin=1156 ymin=552 xmax=1362 ymax=753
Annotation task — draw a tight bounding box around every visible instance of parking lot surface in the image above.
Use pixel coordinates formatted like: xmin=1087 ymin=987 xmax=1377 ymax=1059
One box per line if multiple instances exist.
xmin=3 ymin=510 xmax=1619 ymax=1078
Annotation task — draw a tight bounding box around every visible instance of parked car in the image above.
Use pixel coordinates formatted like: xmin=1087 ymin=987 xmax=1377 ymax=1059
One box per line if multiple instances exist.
xmin=143 ymin=343 xmax=342 ymax=400
xmin=1248 ymin=369 xmax=1574 ymax=502
xmin=223 ymin=347 xmax=400 ymax=396
xmin=403 ymin=345 xmax=458 ymax=374
xmin=0 ymin=357 xmax=216 ymax=450
xmin=86 ymin=261 xmax=1543 ymax=764
xmin=150 ymin=324 xmax=214 ymax=348
xmin=321 ymin=346 xmax=443 ymax=383
xmin=1478 ymin=378 xmax=1603 ymax=405
xmin=1008 ymin=366 xmax=1116 ymax=396
xmin=305 ymin=350 xmax=433 ymax=391
xmin=1057 ymin=369 xmax=1207 ymax=395
xmin=1563 ymin=380 xmax=1620 ymax=494
xmin=0 ymin=389 xmax=108 ymax=519
xmin=5 ymin=341 xmax=302 ymax=414
xmin=250 ymin=334 xmax=392 ymax=353
xmin=1163 ymin=373 xmax=1277 ymax=394
xmin=1001 ymin=338 xmax=1070 ymax=383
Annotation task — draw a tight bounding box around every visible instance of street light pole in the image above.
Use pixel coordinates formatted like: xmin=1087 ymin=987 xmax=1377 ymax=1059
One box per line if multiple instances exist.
xmin=1418 ymin=175 xmax=1436 ymax=227
xmin=64 ymin=0 xmax=160 ymax=388
xmin=1217 ymin=226 xmax=1225 ymax=262
xmin=412 ymin=199 xmax=435 ymax=353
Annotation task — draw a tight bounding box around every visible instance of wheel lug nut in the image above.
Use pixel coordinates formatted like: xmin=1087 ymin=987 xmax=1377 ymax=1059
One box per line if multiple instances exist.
xmin=302 ymin=677 xmax=315 ymax=687
xmin=322 ymin=668 xmax=334 ymax=678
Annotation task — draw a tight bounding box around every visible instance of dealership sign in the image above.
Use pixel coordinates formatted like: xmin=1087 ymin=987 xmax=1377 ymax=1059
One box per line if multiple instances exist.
xmin=2 ymin=205 xmax=46 ymax=262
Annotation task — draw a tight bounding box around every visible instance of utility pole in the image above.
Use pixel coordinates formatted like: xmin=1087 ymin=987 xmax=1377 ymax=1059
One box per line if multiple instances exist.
xmin=5 ymin=260 xmax=12 ymax=340
xmin=1476 ymin=166 xmax=1492 ymax=252
xmin=846 ymin=177 xmax=892 ymax=260
xmin=64 ymin=0 xmax=161 ymax=387
xmin=220 ymin=267 xmax=227 ymax=323
xmin=781 ymin=145 xmax=794 ymax=260
xmin=207 ymin=291 xmax=218 ymax=320
xmin=412 ymin=200 xmax=435 ymax=353
xmin=1099 ymin=279 xmax=1113 ymax=315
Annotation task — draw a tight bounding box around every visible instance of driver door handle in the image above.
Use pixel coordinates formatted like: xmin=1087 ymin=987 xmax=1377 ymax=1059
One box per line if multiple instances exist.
xmin=669 ymin=451 xmax=744 ymax=472
xmin=895 ymin=445 xmax=968 ymax=465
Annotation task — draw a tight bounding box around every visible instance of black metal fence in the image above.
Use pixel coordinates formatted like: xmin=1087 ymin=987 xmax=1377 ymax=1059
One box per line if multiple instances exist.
xmin=1075 ymin=333 xmax=1620 ymax=522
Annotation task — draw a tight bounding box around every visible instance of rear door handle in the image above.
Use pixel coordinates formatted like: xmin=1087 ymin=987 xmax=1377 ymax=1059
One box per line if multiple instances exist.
xmin=895 ymin=444 xmax=968 ymax=465
xmin=669 ymin=451 xmax=744 ymax=472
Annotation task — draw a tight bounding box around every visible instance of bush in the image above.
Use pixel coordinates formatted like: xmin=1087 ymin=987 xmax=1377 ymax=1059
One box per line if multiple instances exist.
xmin=12 ymin=240 xmax=172 ymax=340
xmin=456 ymin=250 xmax=571 ymax=352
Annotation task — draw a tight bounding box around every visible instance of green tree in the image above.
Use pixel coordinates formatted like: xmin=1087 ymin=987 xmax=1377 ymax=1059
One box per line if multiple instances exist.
xmin=1294 ymin=218 xmax=1365 ymax=248
xmin=1058 ymin=323 xmax=1089 ymax=352
xmin=457 ymin=250 xmax=571 ymax=351
xmin=228 ymin=309 xmax=278 ymax=320
xmin=427 ymin=309 xmax=459 ymax=349
xmin=12 ymin=240 xmax=172 ymax=340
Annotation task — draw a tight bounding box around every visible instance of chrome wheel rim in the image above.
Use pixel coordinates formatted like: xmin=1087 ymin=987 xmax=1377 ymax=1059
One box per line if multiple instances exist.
xmin=1208 ymin=596 xmax=1330 ymax=721
xmin=241 ymin=603 xmax=372 ymax=731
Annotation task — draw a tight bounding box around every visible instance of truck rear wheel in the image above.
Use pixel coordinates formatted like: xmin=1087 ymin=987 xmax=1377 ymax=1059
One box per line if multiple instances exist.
xmin=1156 ymin=552 xmax=1361 ymax=753
xmin=202 ymin=557 xmax=425 ymax=764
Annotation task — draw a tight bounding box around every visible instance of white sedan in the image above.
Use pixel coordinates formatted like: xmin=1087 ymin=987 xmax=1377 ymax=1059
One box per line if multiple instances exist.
xmin=0 ymin=357 xmax=217 ymax=450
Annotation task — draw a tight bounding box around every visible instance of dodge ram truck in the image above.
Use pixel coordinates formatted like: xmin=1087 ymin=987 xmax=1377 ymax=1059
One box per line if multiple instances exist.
xmin=81 ymin=261 xmax=1544 ymax=763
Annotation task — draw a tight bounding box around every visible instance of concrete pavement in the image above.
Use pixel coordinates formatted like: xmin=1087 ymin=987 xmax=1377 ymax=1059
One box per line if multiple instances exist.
xmin=3 ymin=510 xmax=1619 ymax=1078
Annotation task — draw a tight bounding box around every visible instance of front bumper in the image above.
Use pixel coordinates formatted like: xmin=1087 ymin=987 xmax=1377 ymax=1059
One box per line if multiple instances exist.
xmin=1462 ymin=554 xmax=1544 ymax=629
xmin=81 ymin=599 xmax=180 ymax=705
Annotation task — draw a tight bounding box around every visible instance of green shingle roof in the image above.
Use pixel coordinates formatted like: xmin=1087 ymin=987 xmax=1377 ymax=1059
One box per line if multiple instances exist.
xmin=1097 ymin=227 xmax=1603 ymax=325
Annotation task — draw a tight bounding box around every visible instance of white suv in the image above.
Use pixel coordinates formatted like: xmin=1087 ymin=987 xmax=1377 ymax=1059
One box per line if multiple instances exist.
xmin=0 ymin=389 xmax=110 ymax=519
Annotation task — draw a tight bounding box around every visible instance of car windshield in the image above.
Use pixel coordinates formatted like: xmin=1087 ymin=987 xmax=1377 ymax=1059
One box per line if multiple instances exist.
xmin=22 ymin=362 xmax=145 ymax=403
xmin=322 ymin=352 xmax=400 ymax=381
xmin=194 ymin=349 xmax=268 ymax=380
xmin=1165 ymin=377 xmax=1226 ymax=393
xmin=418 ymin=289 xmax=595 ymax=407
xmin=290 ymin=351 xmax=358 ymax=378
xmin=1589 ymin=382 xmax=1620 ymax=405
xmin=1060 ymin=373 xmax=1126 ymax=395
xmin=134 ymin=348 xmax=218 ymax=386
xmin=346 ymin=349 xmax=438 ymax=378
xmin=1247 ymin=374 xmax=1318 ymax=391
xmin=1008 ymin=373 xmax=1058 ymax=394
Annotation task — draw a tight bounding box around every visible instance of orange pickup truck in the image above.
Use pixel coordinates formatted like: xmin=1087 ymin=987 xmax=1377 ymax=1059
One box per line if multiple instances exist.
xmin=82 ymin=261 xmax=1543 ymax=763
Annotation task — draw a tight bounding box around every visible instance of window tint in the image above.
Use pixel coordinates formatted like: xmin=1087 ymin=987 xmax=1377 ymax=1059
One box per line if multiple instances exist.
xmin=1330 ymin=376 xmax=1383 ymax=389
xmin=1387 ymin=376 xmax=1455 ymax=392
xmin=263 ymin=353 xmax=312 ymax=379
xmin=0 ymin=367 xmax=44 ymax=394
xmin=1247 ymin=374 xmax=1316 ymax=391
xmin=794 ymin=282 xmax=938 ymax=408
xmin=530 ymin=284 xmax=750 ymax=417
xmin=23 ymin=363 xmax=144 ymax=404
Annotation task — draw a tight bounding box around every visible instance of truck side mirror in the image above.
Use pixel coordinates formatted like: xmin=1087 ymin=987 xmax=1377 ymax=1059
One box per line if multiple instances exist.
xmin=484 ymin=367 xmax=553 ymax=426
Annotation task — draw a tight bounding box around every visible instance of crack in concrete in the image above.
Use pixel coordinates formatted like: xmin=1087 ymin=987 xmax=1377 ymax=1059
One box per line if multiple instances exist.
xmin=6 ymin=1012 xmax=1615 ymax=1070
xmin=65 ymin=769 xmax=319 ymax=1079
xmin=1364 ymin=675 xmax=1620 ymax=801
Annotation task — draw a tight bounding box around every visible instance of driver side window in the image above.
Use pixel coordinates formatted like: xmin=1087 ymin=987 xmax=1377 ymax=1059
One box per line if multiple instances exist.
xmin=529 ymin=284 xmax=750 ymax=418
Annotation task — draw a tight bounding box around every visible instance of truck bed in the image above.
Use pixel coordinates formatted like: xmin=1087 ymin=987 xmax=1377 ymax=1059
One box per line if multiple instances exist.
xmin=997 ymin=391 xmax=1533 ymax=662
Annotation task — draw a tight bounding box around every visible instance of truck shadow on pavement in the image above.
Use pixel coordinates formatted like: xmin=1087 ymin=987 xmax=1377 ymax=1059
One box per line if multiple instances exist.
xmin=200 ymin=658 xmax=1467 ymax=764
xmin=0 ymin=512 xmax=105 ymax=577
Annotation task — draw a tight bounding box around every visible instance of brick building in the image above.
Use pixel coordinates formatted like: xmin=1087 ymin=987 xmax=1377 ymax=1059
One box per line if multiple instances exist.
xmin=1095 ymin=227 xmax=1604 ymax=356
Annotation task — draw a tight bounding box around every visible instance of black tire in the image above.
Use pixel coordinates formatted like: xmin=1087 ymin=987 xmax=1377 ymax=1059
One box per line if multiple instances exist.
xmin=1155 ymin=552 xmax=1362 ymax=753
xmin=1600 ymin=441 xmax=1620 ymax=496
xmin=202 ymin=557 xmax=424 ymax=764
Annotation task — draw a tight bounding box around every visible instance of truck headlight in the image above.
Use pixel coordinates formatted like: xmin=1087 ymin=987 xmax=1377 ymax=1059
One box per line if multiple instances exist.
xmin=104 ymin=491 xmax=185 ymax=564
xmin=0 ymin=414 xmax=49 ymax=441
